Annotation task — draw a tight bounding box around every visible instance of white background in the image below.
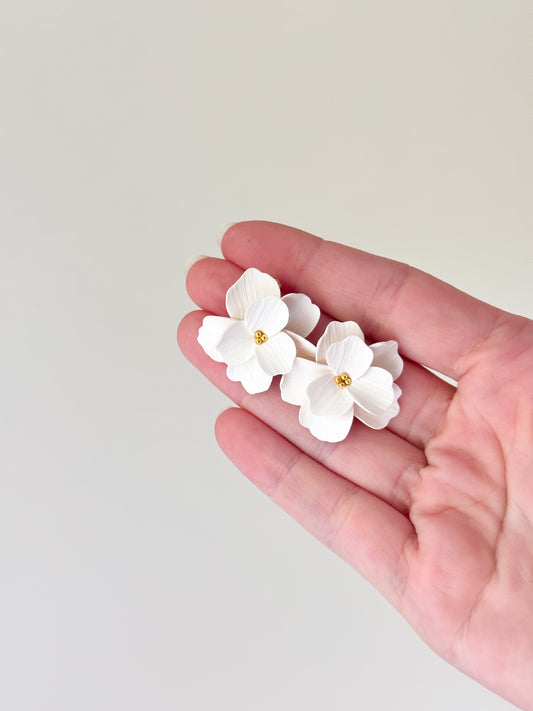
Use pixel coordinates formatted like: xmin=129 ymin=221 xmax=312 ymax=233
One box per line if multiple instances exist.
xmin=1 ymin=1 xmax=531 ymax=709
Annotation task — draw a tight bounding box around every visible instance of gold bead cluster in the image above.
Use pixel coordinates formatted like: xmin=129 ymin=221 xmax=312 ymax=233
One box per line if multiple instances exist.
xmin=254 ymin=330 xmax=268 ymax=345
xmin=334 ymin=372 xmax=352 ymax=388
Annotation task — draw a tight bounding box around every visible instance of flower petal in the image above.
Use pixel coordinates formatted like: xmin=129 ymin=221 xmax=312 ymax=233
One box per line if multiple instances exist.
xmin=346 ymin=366 xmax=394 ymax=415
xmin=280 ymin=358 xmax=329 ymax=406
xmin=197 ymin=315 xmax=236 ymax=362
xmin=281 ymin=293 xmax=320 ymax=337
xmin=227 ymin=356 xmax=273 ymax=394
xmin=316 ymin=321 xmax=364 ymax=364
xmin=353 ymin=384 xmax=401 ymax=429
xmin=255 ymin=331 xmax=297 ymax=376
xmin=370 ymin=341 xmax=404 ymax=380
xmin=244 ymin=296 xmax=289 ymax=336
xmin=216 ymin=321 xmax=255 ymax=365
xmin=285 ymin=331 xmax=318 ymax=360
xmin=307 ymin=372 xmax=354 ymax=417
xmin=325 ymin=336 xmax=373 ymax=381
xmin=225 ymin=268 xmax=280 ymax=319
xmin=299 ymin=401 xmax=354 ymax=442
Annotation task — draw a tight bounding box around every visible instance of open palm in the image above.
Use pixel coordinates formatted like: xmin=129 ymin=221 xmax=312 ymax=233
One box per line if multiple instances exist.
xmin=179 ymin=222 xmax=533 ymax=709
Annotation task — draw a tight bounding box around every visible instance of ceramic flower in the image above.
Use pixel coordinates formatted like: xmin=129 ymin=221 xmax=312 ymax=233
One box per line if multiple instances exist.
xmin=198 ymin=268 xmax=320 ymax=394
xmin=280 ymin=321 xmax=403 ymax=442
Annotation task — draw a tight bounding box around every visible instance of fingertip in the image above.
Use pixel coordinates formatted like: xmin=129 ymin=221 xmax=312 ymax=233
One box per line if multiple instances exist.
xmin=176 ymin=309 xmax=205 ymax=356
xmin=184 ymin=254 xmax=209 ymax=280
xmin=185 ymin=256 xmax=243 ymax=313
xmin=184 ymin=255 xmax=213 ymax=297
xmin=219 ymin=221 xmax=324 ymax=277
xmin=216 ymin=222 xmax=238 ymax=249
xmin=214 ymin=407 xmax=244 ymax=451
xmin=214 ymin=405 xmax=237 ymax=432
xmin=218 ymin=220 xmax=287 ymax=256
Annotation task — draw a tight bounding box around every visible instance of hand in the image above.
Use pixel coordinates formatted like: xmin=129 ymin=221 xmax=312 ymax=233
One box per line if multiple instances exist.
xmin=178 ymin=221 xmax=533 ymax=709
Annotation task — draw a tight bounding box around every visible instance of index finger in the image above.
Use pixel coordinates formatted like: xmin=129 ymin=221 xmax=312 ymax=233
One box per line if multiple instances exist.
xmin=220 ymin=221 xmax=505 ymax=379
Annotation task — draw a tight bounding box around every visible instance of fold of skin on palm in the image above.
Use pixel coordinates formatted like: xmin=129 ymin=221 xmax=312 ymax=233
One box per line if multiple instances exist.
xmin=178 ymin=221 xmax=533 ymax=709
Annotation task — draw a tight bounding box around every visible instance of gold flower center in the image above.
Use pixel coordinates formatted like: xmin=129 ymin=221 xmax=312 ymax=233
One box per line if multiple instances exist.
xmin=334 ymin=372 xmax=352 ymax=388
xmin=254 ymin=330 xmax=269 ymax=345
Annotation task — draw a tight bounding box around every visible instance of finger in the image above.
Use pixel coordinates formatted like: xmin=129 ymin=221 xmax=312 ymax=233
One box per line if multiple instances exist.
xmin=215 ymin=407 xmax=416 ymax=610
xmin=185 ymin=256 xmax=455 ymax=447
xmin=179 ymin=309 xmax=425 ymax=514
xmin=219 ymin=221 xmax=504 ymax=380
xmin=185 ymin=256 xmax=243 ymax=315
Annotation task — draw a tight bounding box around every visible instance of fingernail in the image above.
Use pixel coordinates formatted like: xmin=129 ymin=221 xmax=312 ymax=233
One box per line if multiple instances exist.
xmin=184 ymin=254 xmax=208 ymax=278
xmin=216 ymin=222 xmax=237 ymax=249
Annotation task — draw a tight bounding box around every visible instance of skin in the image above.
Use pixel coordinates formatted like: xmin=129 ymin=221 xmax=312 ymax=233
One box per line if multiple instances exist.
xmin=178 ymin=221 xmax=533 ymax=709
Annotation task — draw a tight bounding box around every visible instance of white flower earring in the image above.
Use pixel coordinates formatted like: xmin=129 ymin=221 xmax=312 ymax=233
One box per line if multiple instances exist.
xmin=198 ymin=268 xmax=320 ymax=394
xmin=197 ymin=268 xmax=403 ymax=441
xmin=280 ymin=321 xmax=403 ymax=442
